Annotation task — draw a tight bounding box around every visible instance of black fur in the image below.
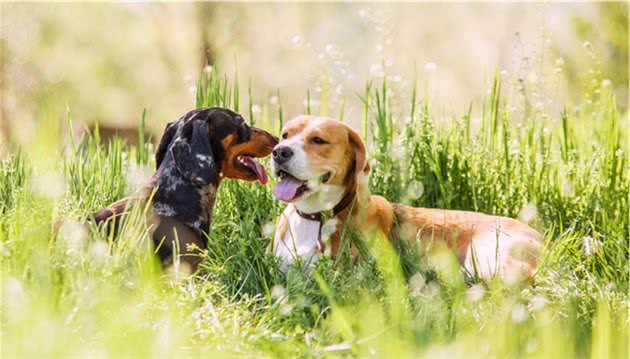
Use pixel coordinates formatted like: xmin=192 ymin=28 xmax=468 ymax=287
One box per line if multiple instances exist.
xmin=93 ymin=107 xmax=260 ymax=257
xmin=151 ymin=107 xmax=250 ymax=234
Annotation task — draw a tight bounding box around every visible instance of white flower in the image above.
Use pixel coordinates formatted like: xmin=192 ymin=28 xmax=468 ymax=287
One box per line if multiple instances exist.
xmin=601 ymin=79 xmax=612 ymax=87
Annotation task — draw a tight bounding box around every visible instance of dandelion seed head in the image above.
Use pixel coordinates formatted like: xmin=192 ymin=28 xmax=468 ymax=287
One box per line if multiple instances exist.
xmin=59 ymin=220 xmax=88 ymax=254
xmin=424 ymin=62 xmax=437 ymax=72
xmin=268 ymin=96 xmax=278 ymax=105
xmin=127 ymin=164 xmax=153 ymax=191
xmin=601 ymin=79 xmax=611 ymax=87
xmin=203 ymin=65 xmax=213 ymax=74
xmin=3 ymin=276 xmax=27 ymax=315
xmin=406 ymin=181 xmax=424 ymax=200
xmin=31 ymin=171 xmax=67 ymax=198
xmin=562 ymin=181 xmax=572 ymax=195
xmin=251 ymin=104 xmax=261 ymax=113
xmin=262 ymin=222 xmax=275 ymax=237
xmin=511 ymin=304 xmax=528 ymax=323
xmin=408 ymin=272 xmax=426 ymax=297
xmin=528 ymin=295 xmax=547 ymax=311
xmin=518 ymin=203 xmax=538 ymax=223
xmin=291 ymin=35 xmax=301 ymax=44
xmin=271 ymin=285 xmax=286 ymax=300
xmin=90 ymin=240 xmax=109 ymax=259
xmin=466 ymin=284 xmax=485 ymax=302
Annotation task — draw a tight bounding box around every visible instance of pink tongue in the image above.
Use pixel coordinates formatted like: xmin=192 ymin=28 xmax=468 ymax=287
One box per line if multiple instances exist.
xmin=273 ymin=177 xmax=303 ymax=201
xmin=242 ymin=157 xmax=269 ymax=184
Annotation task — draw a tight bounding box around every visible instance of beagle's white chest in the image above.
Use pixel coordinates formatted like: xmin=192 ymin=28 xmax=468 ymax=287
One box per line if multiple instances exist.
xmin=273 ymin=206 xmax=321 ymax=273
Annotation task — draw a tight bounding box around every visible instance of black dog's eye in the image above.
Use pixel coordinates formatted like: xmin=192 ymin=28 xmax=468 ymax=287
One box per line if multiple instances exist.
xmin=282 ymin=133 xmax=288 ymax=139
xmin=311 ymin=136 xmax=327 ymax=145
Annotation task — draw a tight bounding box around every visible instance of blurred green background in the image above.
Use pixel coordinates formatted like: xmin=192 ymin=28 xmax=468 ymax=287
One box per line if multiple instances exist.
xmin=1 ymin=2 xmax=627 ymax=151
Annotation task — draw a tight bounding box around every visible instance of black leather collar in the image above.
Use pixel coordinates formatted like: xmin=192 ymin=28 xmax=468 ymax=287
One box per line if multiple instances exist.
xmin=294 ymin=191 xmax=356 ymax=252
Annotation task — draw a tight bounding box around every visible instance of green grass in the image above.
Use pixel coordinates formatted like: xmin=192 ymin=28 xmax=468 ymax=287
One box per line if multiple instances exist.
xmin=1 ymin=67 xmax=627 ymax=358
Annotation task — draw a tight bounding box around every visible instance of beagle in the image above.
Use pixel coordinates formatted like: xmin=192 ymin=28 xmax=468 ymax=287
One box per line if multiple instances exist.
xmin=271 ymin=115 xmax=541 ymax=282
xmin=93 ymin=107 xmax=277 ymax=271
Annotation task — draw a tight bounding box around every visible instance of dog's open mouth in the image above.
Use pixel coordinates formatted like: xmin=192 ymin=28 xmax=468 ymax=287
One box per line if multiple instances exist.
xmin=236 ymin=155 xmax=269 ymax=184
xmin=273 ymin=170 xmax=309 ymax=201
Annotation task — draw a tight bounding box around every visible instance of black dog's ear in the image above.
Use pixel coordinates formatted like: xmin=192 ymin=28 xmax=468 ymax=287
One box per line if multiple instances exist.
xmin=169 ymin=120 xmax=216 ymax=187
xmin=155 ymin=121 xmax=178 ymax=170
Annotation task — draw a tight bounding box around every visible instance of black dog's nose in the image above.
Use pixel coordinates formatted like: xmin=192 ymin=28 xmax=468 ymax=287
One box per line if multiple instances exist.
xmin=272 ymin=146 xmax=293 ymax=164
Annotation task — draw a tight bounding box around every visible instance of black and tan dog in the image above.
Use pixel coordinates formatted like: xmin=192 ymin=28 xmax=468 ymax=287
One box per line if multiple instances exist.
xmin=94 ymin=107 xmax=277 ymax=271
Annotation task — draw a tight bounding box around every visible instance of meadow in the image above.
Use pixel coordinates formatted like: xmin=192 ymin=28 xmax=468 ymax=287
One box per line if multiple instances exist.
xmin=1 ymin=67 xmax=628 ymax=358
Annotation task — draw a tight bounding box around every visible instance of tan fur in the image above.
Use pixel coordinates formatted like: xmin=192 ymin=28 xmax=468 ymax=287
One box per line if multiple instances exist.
xmin=274 ymin=116 xmax=542 ymax=282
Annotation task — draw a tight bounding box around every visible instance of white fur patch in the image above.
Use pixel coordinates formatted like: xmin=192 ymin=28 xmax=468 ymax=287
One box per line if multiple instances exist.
xmin=273 ymin=206 xmax=320 ymax=273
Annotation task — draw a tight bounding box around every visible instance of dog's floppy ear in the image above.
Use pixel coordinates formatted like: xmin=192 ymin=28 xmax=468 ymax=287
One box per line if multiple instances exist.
xmin=347 ymin=125 xmax=369 ymax=176
xmin=155 ymin=121 xmax=178 ymax=169
xmin=169 ymin=120 xmax=216 ymax=187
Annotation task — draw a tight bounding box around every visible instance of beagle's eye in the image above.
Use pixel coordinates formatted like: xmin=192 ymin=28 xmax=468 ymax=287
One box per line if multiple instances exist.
xmin=281 ymin=133 xmax=288 ymax=139
xmin=311 ymin=136 xmax=327 ymax=145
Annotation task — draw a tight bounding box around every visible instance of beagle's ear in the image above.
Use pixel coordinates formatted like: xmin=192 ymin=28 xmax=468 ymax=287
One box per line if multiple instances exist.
xmin=170 ymin=120 xmax=217 ymax=187
xmin=347 ymin=125 xmax=369 ymax=176
xmin=155 ymin=121 xmax=178 ymax=170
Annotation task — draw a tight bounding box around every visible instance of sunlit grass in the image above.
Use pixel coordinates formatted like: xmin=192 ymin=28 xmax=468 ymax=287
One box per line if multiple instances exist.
xmin=1 ymin=66 xmax=627 ymax=358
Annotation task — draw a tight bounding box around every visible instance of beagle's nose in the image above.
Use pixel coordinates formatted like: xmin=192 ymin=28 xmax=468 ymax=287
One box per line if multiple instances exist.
xmin=272 ymin=146 xmax=293 ymax=164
